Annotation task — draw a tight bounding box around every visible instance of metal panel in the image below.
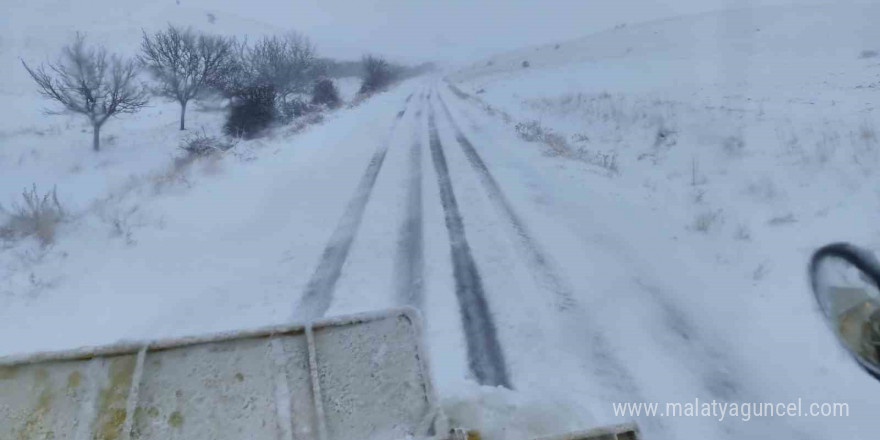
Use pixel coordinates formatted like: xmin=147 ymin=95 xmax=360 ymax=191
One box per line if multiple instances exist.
xmin=0 ymin=308 xmax=439 ymax=440
xmin=0 ymin=354 xmax=137 ymax=440
xmin=315 ymin=313 xmax=434 ymax=440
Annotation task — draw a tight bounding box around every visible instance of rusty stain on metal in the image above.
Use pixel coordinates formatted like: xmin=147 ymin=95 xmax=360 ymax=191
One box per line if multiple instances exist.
xmin=94 ymin=356 xmax=135 ymax=440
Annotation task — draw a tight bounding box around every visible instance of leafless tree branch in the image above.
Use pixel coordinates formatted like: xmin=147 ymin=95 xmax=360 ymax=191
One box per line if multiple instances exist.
xmin=139 ymin=25 xmax=234 ymax=130
xmin=22 ymin=34 xmax=148 ymax=151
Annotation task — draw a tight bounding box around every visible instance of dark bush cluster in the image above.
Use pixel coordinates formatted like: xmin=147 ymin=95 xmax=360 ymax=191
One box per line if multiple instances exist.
xmin=359 ymin=55 xmax=396 ymax=95
xmin=224 ymin=85 xmax=276 ymax=138
xmin=311 ymin=78 xmax=341 ymax=107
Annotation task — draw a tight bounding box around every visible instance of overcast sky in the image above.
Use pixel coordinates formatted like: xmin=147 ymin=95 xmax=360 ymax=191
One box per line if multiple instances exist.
xmin=3 ymin=0 xmax=858 ymax=65
xmin=175 ymin=0 xmax=851 ymax=63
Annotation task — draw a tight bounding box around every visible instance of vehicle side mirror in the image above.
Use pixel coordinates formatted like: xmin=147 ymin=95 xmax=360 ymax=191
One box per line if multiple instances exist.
xmin=810 ymin=243 xmax=880 ymax=382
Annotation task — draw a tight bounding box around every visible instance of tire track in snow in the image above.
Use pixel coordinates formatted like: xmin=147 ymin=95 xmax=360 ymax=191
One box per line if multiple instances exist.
xmin=427 ymin=94 xmax=512 ymax=389
xmin=395 ymin=93 xmax=425 ymax=308
xmin=439 ymin=86 xmax=823 ymax=440
xmin=294 ymin=96 xmax=412 ymax=320
xmin=436 ymin=93 xmax=576 ymax=312
xmin=436 ymin=87 xmax=660 ymax=428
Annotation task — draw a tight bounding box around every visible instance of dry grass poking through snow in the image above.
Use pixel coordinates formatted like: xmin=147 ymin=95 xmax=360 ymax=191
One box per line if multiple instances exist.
xmin=512 ymin=120 xmax=620 ymax=174
xmin=0 ymin=185 xmax=66 ymax=246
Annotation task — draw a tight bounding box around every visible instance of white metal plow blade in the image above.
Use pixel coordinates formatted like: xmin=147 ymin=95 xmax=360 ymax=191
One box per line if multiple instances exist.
xmin=0 ymin=308 xmax=439 ymax=440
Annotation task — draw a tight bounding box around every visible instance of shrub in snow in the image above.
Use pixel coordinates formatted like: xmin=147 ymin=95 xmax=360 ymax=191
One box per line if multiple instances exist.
xmin=653 ymin=125 xmax=677 ymax=149
xmin=0 ymin=185 xmax=65 ymax=246
xmin=216 ymin=33 xmax=320 ymax=106
xmin=516 ymin=120 xmax=619 ymax=173
xmin=691 ymin=209 xmax=723 ymax=233
xmin=359 ymin=55 xmax=395 ymax=95
xmin=140 ymin=25 xmax=235 ymax=130
xmin=515 ymin=120 xmax=544 ymax=142
xmin=285 ymin=112 xmax=326 ymax=136
xmin=752 ymin=263 xmax=769 ymax=281
xmin=522 ymin=60 xmax=530 ymax=68
xmin=224 ymin=84 xmax=276 ymax=138
xmin=691 ymin=188 xmax=706 ymax=204
xmin=278 ymin=98 xmax=318 ymax=123
xmin=516 ymin=120 xmax=566 ymax=151
xmin=22 ymin=34 xmax=148 ymax=151
xmin=859 ymin=50 xmax=878 ymax=59
xmin=571 ymin=133 xmax=590 ymax=144
xmin=180 ymin=129 xmax=236 ymax=157
xmin=311 ymin=78 xmax=341 ymax=108
xmin=583 ymin=149 xmax=619 ymax=174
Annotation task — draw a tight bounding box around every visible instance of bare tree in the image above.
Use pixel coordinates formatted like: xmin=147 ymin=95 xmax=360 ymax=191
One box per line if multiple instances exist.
xmin=359 ymin=55 xmax=395 ymax=94
xmin=22 ymin=35 xmax=148 ymax=151
xmin=238 ymin=33 xmax=319 ymax=103
xmin=140 ymin=26 xmax=234 ymax=130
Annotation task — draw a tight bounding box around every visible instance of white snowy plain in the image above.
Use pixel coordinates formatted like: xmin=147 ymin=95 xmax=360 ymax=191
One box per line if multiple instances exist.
xmin=3 ymin=2 xmax=880 ymax=440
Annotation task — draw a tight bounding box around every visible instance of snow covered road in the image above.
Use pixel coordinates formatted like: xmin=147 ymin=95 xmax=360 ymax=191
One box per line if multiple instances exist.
xmin=295 ymin=95 xmax=413 ymax=320
xmin=3 ymin=77 xmax=878 ymax=439
xmin=280 ymin=82 xmax=810 ymax=438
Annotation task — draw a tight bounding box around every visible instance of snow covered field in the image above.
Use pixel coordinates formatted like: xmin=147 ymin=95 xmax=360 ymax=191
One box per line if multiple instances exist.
xmin=3 ymin=1 xmax=880 ymax=439
xmin=443 ymin=3 xmax=880 ymax=438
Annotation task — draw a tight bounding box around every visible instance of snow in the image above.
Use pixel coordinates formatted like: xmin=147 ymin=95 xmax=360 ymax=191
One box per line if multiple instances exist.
xmin=4 ymin=1 xmax=880 ymax=439
xmin=442 ymin=3 xmax=880 ymax=438
xmin=335 ymin=77 xmax=363 ymax=103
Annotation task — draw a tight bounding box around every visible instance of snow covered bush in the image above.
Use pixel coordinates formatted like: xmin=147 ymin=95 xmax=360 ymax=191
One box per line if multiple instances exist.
xmin=215 ymin=33 xmax=320 ymax=104
xmin=0 ymin=185 xmax=66 ymax=246
xmin=653 ymin=124 xmax=677 ymax=149
xmin=359 ymin=55 xmax=395 ymax=94
xmin=279 ymin=98 xmax=317 ymax=122
xmin=515 ymin=120 xmax=619 ymax=173
xmin=285 ymin=112 xmax=325 ymax=136
xmin=180 ymin=129 xmax=236 ymax=157
xmin=311 ymin=78 xmax=341 ymax=107
xmin=515 ymin=120 xmax=567 ymax=152
xmin=577 ymin=149 xmax=619 ymax=174
xmin=224 ymin=84 xmax=276 ymax=138
xmin=515 ymin=120 xmax=545 ymax=142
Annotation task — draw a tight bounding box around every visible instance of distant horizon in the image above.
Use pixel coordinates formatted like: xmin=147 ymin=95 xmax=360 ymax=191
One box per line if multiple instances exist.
xmin=180 ymin=0 xmax=853 ymax=64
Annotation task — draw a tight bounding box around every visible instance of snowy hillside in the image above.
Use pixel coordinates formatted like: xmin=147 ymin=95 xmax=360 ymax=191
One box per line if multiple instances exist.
xmin=3 ymin=2 xmax=880 ymax=440
xmin=443 ymin=3 xmax=880 ymax=439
